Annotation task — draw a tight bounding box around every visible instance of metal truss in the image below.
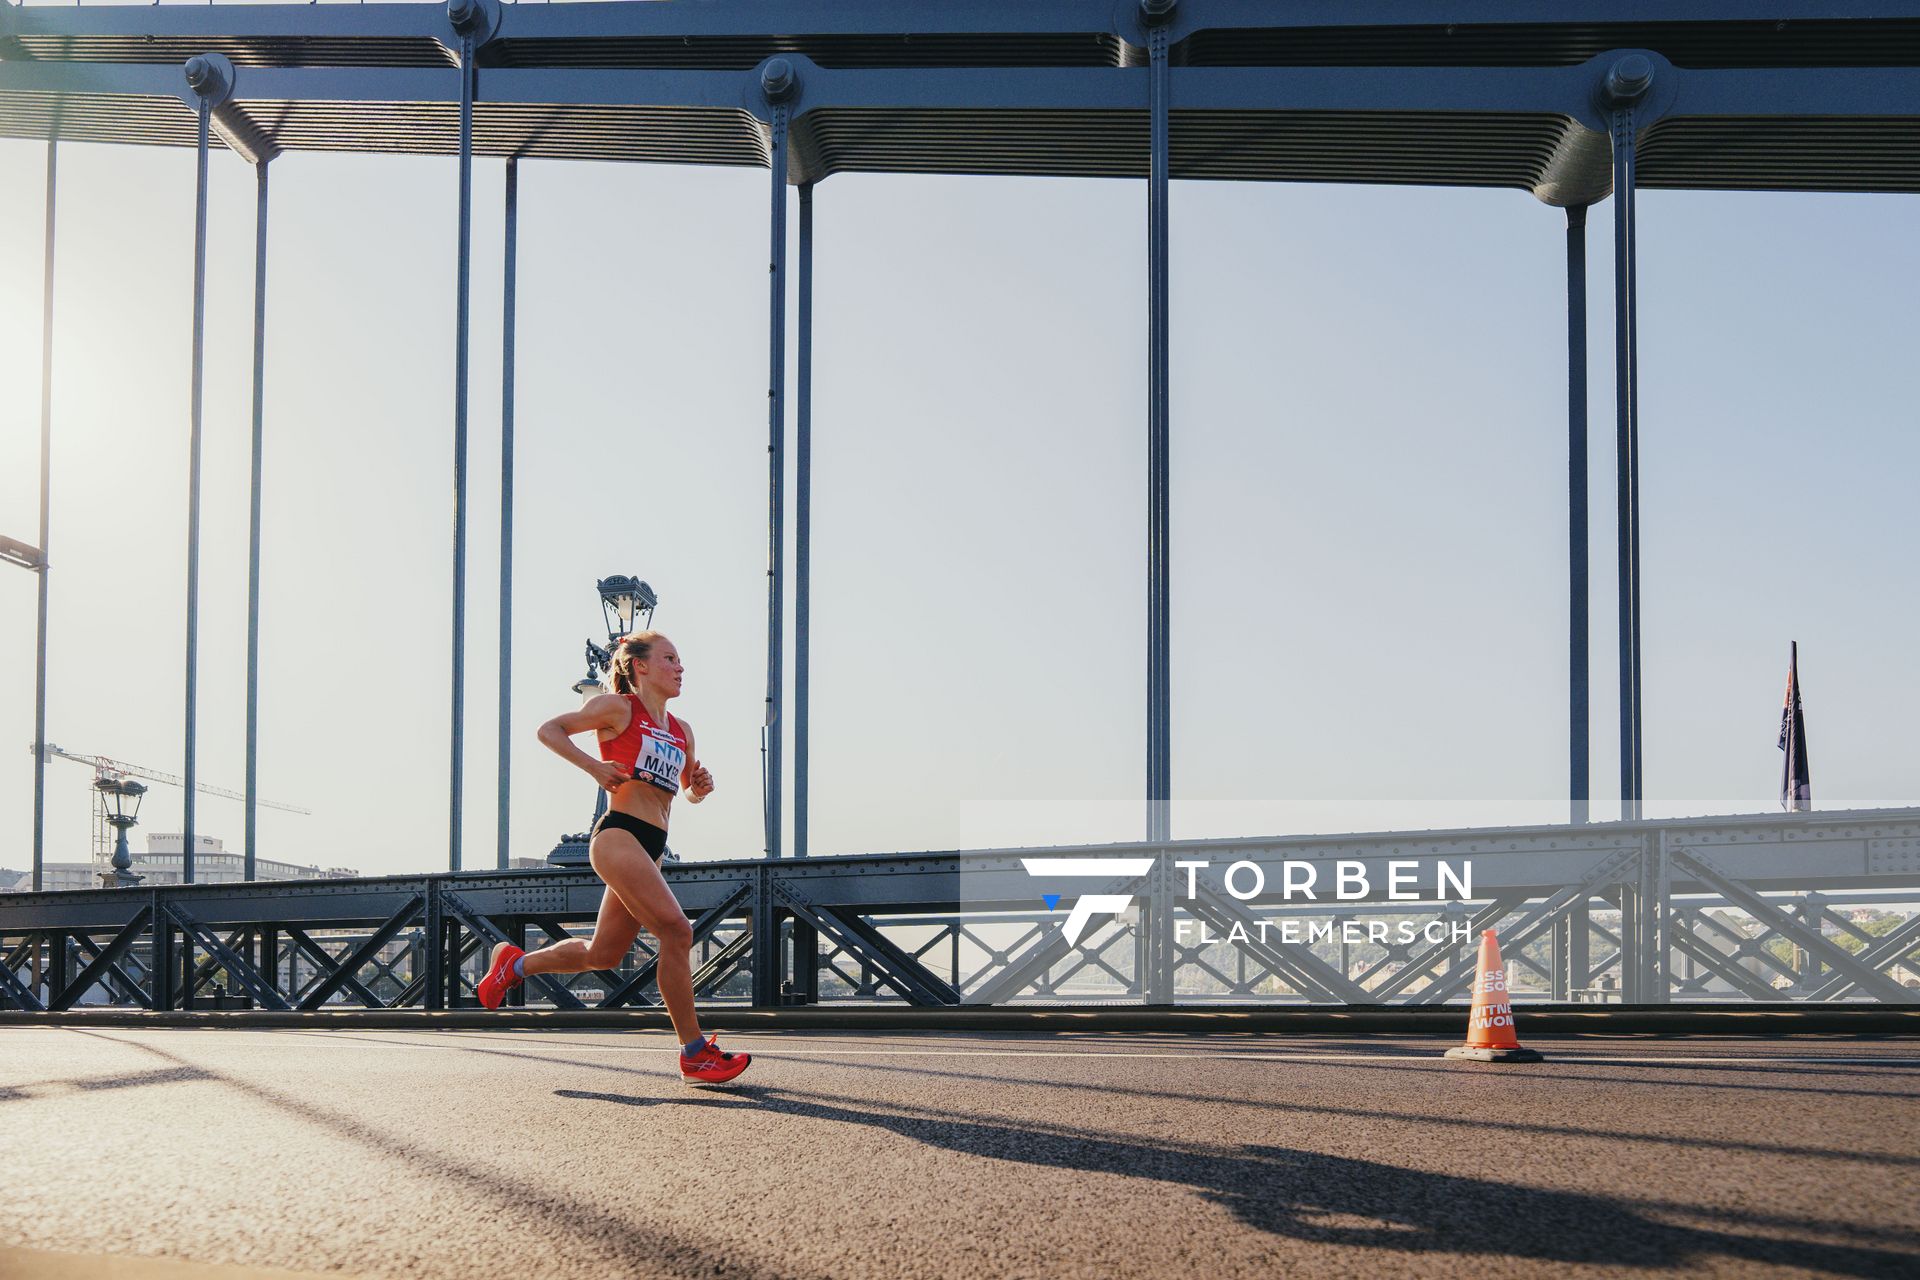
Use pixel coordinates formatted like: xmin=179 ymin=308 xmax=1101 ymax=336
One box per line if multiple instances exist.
xmin=3 ymin=809 xmax=1917 ymax=1012
xmin=8 ymin=1 xmax=1920 ymax=899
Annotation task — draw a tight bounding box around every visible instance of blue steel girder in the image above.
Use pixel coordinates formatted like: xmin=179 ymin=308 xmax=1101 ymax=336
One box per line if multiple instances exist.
xmin=2 ymin=49 xmax=1920 ymax=198
xmin=66 ymin=930 xmax=150 ymax=1007
xmin=282 ymin=928 xmax=389 ymax=1009
xmin=13 ymin=1 xmax=1920 ymax=63
xmin=47 ymin=906 xmax=153 ymax=1012
xmin=0 ymin=946 xmax=42 ymax=1012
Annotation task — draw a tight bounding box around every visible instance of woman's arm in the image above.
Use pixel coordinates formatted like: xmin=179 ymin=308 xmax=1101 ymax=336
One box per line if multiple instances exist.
xmin=680 ymin=720 xmax=714 ymax=803
xmin=538 ymin=695 xmax=631 ymax=792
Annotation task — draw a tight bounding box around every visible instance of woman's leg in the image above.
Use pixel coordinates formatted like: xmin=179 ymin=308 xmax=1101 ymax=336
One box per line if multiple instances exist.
xmin=584 ymin=829 xmax=701 ymax=1045
xmin=519 ymin=880 xmax=643 ymax=977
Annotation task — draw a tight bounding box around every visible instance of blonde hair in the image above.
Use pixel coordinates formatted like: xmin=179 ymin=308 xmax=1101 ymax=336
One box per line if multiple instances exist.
xmin=607 ymin=630 xmax=667 ymax=696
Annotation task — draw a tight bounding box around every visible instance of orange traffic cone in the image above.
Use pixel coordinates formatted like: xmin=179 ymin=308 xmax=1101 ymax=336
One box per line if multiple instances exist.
xmin=1444 ymin=929 xmax=1544 ymax=1063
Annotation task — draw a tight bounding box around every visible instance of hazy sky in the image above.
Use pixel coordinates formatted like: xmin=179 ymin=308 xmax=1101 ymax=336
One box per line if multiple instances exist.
xmin=2 ymin=131 xmax=1916 ymax=879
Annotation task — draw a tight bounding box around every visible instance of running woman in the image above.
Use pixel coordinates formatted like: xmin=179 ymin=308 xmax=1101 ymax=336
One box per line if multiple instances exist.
xmin=477 ymin=630 xmax=750 ymax=1086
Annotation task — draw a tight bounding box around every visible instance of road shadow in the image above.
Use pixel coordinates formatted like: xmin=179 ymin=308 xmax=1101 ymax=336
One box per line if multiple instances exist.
xmin=0 ymin=1064 xmax=211 ymax=1102
xmin=558 ymin=1082 xmax=1920 ymax=1277
xmin=767 ymin=1051 xmax=1920 ymax=1167
xmin=66 ymin=1031 xmax=822 ymax=1280
xmin=554 ymin=1088 xmax=739 ymax=1109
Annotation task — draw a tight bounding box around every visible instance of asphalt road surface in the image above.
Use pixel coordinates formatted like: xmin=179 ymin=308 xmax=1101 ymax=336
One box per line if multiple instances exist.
xmin=2 ymin=1026 xmax=1917 ymax=1279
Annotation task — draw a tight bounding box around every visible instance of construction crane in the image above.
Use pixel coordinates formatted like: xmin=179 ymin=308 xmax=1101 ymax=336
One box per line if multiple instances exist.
xmin=34 ymin=742 xmax=311 ymax=875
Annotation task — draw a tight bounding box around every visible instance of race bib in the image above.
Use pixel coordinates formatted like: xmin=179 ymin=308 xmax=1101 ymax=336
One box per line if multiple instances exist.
xmin=634 ymin=726 xmax=686 ymax=794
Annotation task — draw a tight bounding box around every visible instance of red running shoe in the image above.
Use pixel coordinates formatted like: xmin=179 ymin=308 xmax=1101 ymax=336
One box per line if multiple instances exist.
xmin=477 ymin=942 xmax=524 ymax=1010
xmin=680 ymin=1035 xmax=751 ymax=1086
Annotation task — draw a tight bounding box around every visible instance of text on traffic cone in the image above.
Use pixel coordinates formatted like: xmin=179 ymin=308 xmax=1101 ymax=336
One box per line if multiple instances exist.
xmin=1462 ymin=929 xmax=1524 ymax=1050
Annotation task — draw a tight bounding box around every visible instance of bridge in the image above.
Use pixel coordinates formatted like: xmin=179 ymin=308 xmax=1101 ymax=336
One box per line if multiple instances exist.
xmin=6 ymin=3 xmax=1920 ymax=1273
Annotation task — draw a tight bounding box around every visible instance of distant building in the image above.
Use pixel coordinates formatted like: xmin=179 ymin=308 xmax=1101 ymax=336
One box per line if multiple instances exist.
xmin=2 ymin=834 xmax=358 ymax=891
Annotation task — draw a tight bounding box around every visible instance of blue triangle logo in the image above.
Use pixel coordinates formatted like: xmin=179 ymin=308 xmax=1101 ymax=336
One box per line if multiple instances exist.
xmin=1042 ymin=894 xmax=1062 ymax=911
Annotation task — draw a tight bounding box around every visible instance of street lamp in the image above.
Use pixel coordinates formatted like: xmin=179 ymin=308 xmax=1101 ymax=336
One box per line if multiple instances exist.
xmin=0 ymin=534 xmax=43 ymax=572
xmin=597 ymin=575 xmax=656 ymax=639
xmin=93 ymin=775 xmax=147 ymax=888
xmin=571 ymin=576 xmax=655 ymax=703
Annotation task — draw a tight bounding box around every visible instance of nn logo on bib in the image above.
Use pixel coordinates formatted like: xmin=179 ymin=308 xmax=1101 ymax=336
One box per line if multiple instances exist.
xmin=1021 ymin=857 xmax=1155 ymax=946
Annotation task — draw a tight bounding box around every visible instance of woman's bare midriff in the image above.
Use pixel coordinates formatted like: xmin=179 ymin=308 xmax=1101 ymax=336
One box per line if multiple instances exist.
xmin=602 ymin=776 xmax=674 ymax=831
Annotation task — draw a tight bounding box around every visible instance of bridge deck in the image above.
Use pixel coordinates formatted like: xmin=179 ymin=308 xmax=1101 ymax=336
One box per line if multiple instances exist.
xmin=2 ymin=1026 xmax=1917 ymax=1278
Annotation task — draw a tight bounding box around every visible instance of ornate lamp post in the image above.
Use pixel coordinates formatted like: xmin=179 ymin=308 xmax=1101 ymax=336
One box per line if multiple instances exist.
xmin=571 ymin=576 xmax=655 ymax=702
xmin=93 ymin=775 xmax=147 ymax=888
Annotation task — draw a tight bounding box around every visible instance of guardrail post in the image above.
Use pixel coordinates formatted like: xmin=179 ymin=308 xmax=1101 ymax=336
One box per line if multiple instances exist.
xmin=44 ymin=932 xmax=66 ymax=1005
xmin=1647 ymin=829 xmax=1670 ymax=1001
xmin=751 ymin=864 xmax=781 ymax=1006
xmin=150 ymin=896 xmax=174 ymax=1011
xmin=1145 ymin=852 xmax=1174 ymax=1005
xmin=423 ymin=881 xmax=445 ymax=1011
xmin=259 ymin=927 xmax=279 ymax=1004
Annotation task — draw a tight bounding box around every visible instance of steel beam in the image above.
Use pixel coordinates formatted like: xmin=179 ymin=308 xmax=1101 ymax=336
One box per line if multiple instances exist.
xmin=794 ymin=181 xmax=813 ymax=860
xmin=0 ymin=946 xmax=44 ymax=1012
xmin=447 ymin=19 xmax=477 ymax=874
xmin=244 ymin=156 xmax=270 ymax=882
xmin=761 ymin=66 xmax=793 ymax=862
xmin=164 ymin=909 xmax=288 ymax=1013
xmin=12 ymin=56 xmax=1920 ymax=197
xmin=1668 ymin=845 xmax=1916 ymax=1003
xmin=1144 ymin=8 xmax=1172 ymax=844
xmin=64 ymin=929 xmax=149 ymax=1009
xmin=773 ymin=878 xmax=960 ymax=1005
xmin=1566 ymin=203 xmax=1590 ymax=826
xmin=181 ymin=59 xmax=222 ymax=882
xmin=150 ymin=901 xmax=175 ymax=1011
xmin=283 ymin=927 xmax=386 ymax=1010
xmin=439 ymin=890 xmax=586 ymax=1009
xmin=1187 ymin=882 xmax=1371 ymax=1003
xmin=30 ymin=140 xmax=55 ymax=894
xmin=295 ymin=894 xmax=425 ymax=1011
xmin=497 ymin=156 xmax=518 ymax=871
xmin=1606 ymin=60 xmax=1648 ymax=821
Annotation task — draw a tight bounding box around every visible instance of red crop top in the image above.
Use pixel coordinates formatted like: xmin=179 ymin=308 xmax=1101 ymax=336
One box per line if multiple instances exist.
xmin=598 ymin=695 xmax=688 ymax=795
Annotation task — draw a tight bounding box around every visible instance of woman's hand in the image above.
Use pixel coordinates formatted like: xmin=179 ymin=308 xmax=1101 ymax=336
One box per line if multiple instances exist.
xmin=685 ymin=762 xmax=715 ymax=803
xmin=588 ymin=760 xmax=631 ymax=793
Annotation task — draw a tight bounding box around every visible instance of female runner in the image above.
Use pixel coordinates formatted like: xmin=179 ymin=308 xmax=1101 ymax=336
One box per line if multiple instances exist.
xmin=476 ymin=630 xmax=750 ymax=1086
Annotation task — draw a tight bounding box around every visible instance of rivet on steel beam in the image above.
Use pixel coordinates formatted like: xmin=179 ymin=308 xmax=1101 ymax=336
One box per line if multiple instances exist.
xmin=182 ymin=52 xmax=234 ymax=108
xmin=184 ymin=55 xmax=227 ymax=100
xmin=1603 ymin=54 xmax=1654 ymax=106
xmin=761 ymin=57 xmax=798 ymax=103
xmin=1141 ymin=0 xmax=1177 ymax=23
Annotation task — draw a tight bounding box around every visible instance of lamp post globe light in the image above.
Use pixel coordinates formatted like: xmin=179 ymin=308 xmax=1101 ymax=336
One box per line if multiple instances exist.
xmin=572 ymin=576 xmax=654 ymax=703
xmin=93 ymin=775 xmax=147 ymax=888
xmin=596 ymin=575 xmax=656 ymax=639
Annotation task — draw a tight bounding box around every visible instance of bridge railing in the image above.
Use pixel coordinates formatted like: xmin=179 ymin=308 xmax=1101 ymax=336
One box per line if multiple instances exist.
xmin=3 ymin=808 xmax=1916 ymax=1012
